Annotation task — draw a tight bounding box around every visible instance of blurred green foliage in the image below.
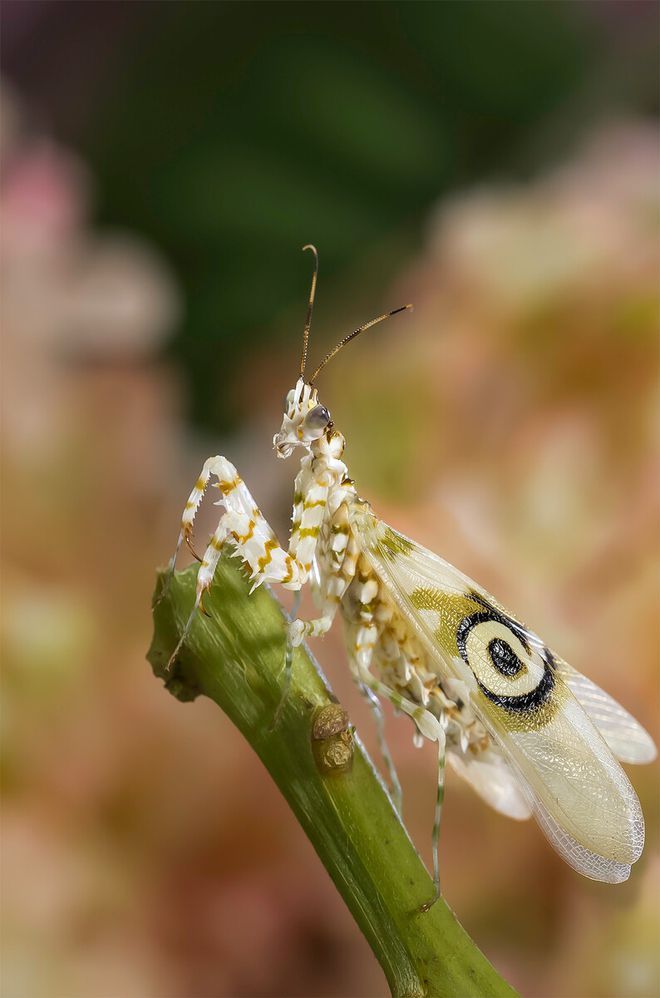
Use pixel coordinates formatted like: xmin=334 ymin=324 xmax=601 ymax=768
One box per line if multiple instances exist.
xmin=74 ymin=1 xmax=657 ymax=430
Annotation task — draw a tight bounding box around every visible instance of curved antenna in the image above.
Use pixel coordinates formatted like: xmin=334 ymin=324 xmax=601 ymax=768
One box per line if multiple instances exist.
xmin=300 ymin=244 xmax=319 ymax=377
xmin=308 ymin=303 xmax=413 ymax=384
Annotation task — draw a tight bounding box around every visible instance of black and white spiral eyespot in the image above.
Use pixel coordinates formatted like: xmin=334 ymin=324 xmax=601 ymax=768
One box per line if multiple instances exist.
xmin=456 ymin=593 xmax=555 ymax=713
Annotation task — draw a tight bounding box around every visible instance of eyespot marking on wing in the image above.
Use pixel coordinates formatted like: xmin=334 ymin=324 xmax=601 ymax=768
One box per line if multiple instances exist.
xmin=349 ymin=507 xmax=650 ymax=878
xmin=410 ymin=584 xmax=561 ymax=729
xmin=455 ymin=594 xmax=559 ymax=726
xmin=488 ymin=638 xmax=524 ymax=677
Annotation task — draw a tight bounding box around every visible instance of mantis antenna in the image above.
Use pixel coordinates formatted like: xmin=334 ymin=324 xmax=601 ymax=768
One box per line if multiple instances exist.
xmin=308 ymin=303 xmax=413 ymax=384
xmin=299 ymin=244 xmax=319 ymax=377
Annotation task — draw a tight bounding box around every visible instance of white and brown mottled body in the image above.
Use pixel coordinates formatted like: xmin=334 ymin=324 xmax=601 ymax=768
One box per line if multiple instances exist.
xmin=163 ymin=247 xmax=655 ymax=898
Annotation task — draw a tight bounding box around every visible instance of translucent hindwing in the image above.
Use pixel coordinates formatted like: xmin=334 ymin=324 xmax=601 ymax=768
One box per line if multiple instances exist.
xmin=348 ymin=506 xmax=654 ymax=883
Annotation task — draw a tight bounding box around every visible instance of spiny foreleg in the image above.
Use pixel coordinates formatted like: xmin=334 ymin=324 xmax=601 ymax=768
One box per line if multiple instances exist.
xmin=166 ymin=499 xmax=269 ymax=671
xmin=156 ymin=455 xmax=223 ymax=605
xmin=165 ymin=516 xmax=229 ymax=671
xmin=164 ymin=457 xmax=306 ymax=672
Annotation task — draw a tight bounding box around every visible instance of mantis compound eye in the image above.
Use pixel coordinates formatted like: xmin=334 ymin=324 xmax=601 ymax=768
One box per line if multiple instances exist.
xmin=306 ymin=404 xmax=331 ymax=430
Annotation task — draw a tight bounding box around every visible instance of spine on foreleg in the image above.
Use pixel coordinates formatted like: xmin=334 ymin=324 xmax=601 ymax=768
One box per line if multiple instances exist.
xmin=212 ymin=459 xmax=303 ymax=590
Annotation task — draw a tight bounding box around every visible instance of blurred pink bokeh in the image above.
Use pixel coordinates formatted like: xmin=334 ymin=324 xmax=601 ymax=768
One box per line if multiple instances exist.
xmin=1 ymin=84 xmax=659 ymax=998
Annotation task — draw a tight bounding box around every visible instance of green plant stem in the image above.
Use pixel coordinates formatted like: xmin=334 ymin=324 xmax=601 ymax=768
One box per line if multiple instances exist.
xmin=148 ymin=558 xmax=518 ymax=998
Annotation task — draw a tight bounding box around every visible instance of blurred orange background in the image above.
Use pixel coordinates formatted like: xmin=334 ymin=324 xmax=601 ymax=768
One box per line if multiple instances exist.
xmin=1 ymin=4 xmax=659 ymax=997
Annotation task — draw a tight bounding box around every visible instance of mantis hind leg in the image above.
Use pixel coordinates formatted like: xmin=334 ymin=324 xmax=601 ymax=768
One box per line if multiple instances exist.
xmin=345 ymin=604 xmax=447 ymax=906
xmin=344 ymin=616 xmax=403 ymax=814
xmin=360 ymin=683 xmax=403 ymax=816
xmin=271 ymin=591 xmax=302 ymax=729
xmin=420 ymin=726 xmax=447 ymax=912
xmin=356 ymin=660 xmax=447 ymax=907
